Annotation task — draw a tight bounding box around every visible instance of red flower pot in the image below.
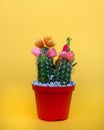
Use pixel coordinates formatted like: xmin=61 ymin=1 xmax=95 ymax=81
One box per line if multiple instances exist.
xmin=32 ymin=84 xmax=75 ymax=121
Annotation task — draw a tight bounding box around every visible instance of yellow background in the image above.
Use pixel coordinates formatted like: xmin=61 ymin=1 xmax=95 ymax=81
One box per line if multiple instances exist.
xmin=0 ymin=0 xmax=104 ymax=129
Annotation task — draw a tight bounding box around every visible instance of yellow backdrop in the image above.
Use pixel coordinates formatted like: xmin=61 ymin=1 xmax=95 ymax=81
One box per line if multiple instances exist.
xmin=0 ymin=0 xmax=104 ymax=130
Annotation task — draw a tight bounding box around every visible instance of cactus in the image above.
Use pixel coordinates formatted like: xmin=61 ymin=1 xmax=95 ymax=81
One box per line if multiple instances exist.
xmin=54 ymin=58 xmax=72 ymax=85
xmin=53 ymin=37 xmax=76 ymax=85
xmin=32 ymin=36 xmax=77 ymax=85
xmin=37 ymin=55 xmax=54 ymax=83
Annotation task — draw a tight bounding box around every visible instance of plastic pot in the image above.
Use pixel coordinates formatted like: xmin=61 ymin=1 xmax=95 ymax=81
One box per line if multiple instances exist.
xmin=32 ymin=84 xmax=75 ymax=121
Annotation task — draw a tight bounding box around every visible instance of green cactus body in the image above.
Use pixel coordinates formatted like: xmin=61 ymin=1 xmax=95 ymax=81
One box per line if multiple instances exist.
xmin=37 ymin=55 xmax=54 ymax=83
xmin=54 ymin=58 xmax=72 ymax=85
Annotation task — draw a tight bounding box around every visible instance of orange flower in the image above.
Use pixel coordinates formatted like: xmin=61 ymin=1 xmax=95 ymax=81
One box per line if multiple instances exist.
xmin=35 ymin=39 xmax=44 ymax=48
xmin=44 ymin=36 xmax=55 ymax=47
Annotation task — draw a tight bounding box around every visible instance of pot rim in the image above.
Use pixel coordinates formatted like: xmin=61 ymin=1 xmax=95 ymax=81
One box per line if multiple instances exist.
xmin=32 ymin=84 xmax=75 ymax=93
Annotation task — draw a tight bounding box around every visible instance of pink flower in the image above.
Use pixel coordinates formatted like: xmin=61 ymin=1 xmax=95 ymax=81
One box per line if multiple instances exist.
xmin=66 ymin=51 xmax=75 ymax=61
xmin=46 ymin=48 xmax=57 ymax=58
xmin=62 ymin=44 xmax=69 ymax=52
xmin=59 ymin=51 xmax=67 ymax=58
xmin=31 ymin=47 xmax=41 ymax=57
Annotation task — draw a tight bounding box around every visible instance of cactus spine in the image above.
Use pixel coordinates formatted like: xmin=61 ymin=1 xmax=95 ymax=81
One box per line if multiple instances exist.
xmin=37 ymin=55 xmax=54 ymax=83
xmin=54 ymin=58 xmax=72 ymax=84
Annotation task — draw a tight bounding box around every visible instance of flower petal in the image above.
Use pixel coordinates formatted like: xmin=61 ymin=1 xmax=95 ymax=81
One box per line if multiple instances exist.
xmin=31 ymin=47 xmax=41 ymax=57
xmin=66 ymin=51 xmax=75 ymax=60
xmin=44 ymin=36 xmax=55 ymax=47
xmin=46 ymin=48 xmax=57 ymax=58
xmin=59 ymin=51 xmax=67 ymax=58
xmin=35 ymin=39 xmax=44 ymax=48
xmin=62 ymin=44 xmax=69 ymax=52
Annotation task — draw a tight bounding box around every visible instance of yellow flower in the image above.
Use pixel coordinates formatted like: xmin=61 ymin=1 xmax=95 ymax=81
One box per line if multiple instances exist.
xmin=44 ymin=36 xmax=55 ymax=47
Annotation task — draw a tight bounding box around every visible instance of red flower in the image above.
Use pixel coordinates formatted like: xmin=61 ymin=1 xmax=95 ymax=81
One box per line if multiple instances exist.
xmin=62 ymin=44 xmax=69 ymax=52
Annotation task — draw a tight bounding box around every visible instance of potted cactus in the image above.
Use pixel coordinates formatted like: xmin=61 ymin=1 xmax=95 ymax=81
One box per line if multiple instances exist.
xmin=31 ymin=37 xmax=77 ymax=121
